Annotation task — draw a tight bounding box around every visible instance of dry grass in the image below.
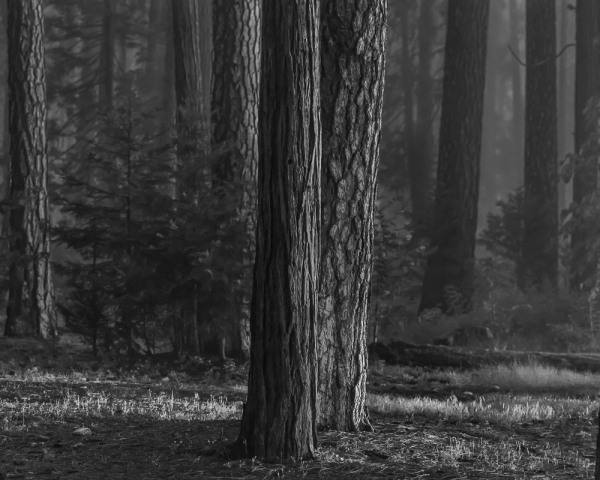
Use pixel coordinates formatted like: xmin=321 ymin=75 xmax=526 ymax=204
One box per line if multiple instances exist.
xmin=0 ymin=345 xmax=599 ymax=478
xmin=368 ymin=392 xmax=598 ymax=424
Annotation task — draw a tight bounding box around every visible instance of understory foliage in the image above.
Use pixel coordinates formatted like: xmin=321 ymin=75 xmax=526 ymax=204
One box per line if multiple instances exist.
xmin=52 ymin=93 xmax=250 ymax=356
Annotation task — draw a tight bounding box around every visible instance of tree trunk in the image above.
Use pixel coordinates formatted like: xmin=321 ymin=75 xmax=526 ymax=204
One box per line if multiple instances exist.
xmin=317 ymin=0 xmax=386 ymax=433
xmin=238 ymin=0 xmax=320 ymax=461
xmin=171 ymin=0 xmax=213 ymax=354
xmin=418 ymin=0 xmax=490 ymax=314
xmin=571 ymin=0 xmax=599 ymax=291
xmin=410 ymin=0 xmax=436 ymax=231
xmin=4 ymin=0 xmax=56 ymax=339
xmin=100 ymin=0 xmax=114 ymax=110
xmin=212 ymin=0 xmax=260 ymax=361
xmin=509 ymin=0 xmax=525 ymax=188
xmin=520 ymin=0 xmax=558 ymax=290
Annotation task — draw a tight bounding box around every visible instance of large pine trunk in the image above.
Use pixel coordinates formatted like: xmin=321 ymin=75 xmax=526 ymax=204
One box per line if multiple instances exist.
xmin=212 ymin=0 xmax=260 ymax=361
xmin=238 ymin=0 xmax=320 ymax=461
xmin=4 ymin=0 xmax=56 ymax=339
xmin=571 ymin=0 xmax=599 ymax=291
xmin=519 ymin=0 xmax=558 ymax=290
xmin=317 ymin=0 xmax=386 ymax=432
xmin=418 ymin=0 xmax=489 ymax=314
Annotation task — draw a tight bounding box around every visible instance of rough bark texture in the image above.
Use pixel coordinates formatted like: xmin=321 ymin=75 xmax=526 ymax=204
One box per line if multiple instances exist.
xmin=238 ymin=0 xmax=320 ymax=461
xmin=418 ymin=0 xmax=489 ymax=314
xmin=317 ymin=0 xmax=386 ymax=432
xmin=212 ymin=0 xmax=260 ymax=360
xmin=571 ymin=0 xmax=599 ymax=291
xmin=520 ymin=0 xmax=558 ymax=290
xmin=4 ymin=0 xmax=56 ymax=339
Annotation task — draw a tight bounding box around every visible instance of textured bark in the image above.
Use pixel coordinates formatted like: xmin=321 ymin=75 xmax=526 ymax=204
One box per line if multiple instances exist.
xmin=410 ymin=0 xmax=436 ymax=229
xmin=317 ymin=0 xmax=386 ymax=432
xmin=238 ymin=0 xmax=320 ymax=461
xmin=4 ymin=0 xmax=56 ymax=338
xmin=520 ymin=0 xmax=558 ymax=290
xmin=418 ymin=0 xmax=489 ymax=314
xmin=571 ymin=0 xmax=599 ymax=290
xmin=212 ymin=0 xmax=260 ymax=360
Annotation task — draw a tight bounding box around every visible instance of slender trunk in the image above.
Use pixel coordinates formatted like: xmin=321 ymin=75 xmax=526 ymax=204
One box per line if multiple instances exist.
xmin=317 ymin=0 xmax=386 ymax=433
xmin=419 ymin=0 xmax=490 ymax=314
xmin=520 ymin=0 xmax=558 ymax=290
xmin=5 ymin=0 xmax=56 ymax=338
xmin=238 ymin=0 xmax=320 ymax=461
xmin=571 ymin=0 xmax=599 ymax=290
xmin=509 ymin=0 xmax=525 ymax=187
xmin=411 ymin=0 xmax=435 ymax=230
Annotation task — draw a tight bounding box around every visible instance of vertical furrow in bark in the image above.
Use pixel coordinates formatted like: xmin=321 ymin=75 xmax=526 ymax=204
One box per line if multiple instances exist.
xmin=318 ymin=0 xmax=386 ymax=432
xmin=5 ymin=0 xmax=56 ymax=338
xmin=239 ymin=0 xmax=320 ymax=461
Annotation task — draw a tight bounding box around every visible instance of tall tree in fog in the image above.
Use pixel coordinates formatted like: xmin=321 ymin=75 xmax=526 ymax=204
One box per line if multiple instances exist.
xmin=419 ymin=0 xmax=489 ymax=314
xmin=212 ymin=0 xmax=260 ymax=360
xmin=4 ymin=0 xmax=56 ymax=338
xmin=237 ymin=0 xmax=320 ymax=461
xmin=171 ymin=0 xmax=213 ymax=354
xmin=409 ymin=0 xmax=436 ymax=230
xmin=317 ymin=0 xmax=386 ymax=432
xmin=571 ymin=0 xmax=599 ymax=290
xmin=520 ymin=0 xmax=558 ymax=289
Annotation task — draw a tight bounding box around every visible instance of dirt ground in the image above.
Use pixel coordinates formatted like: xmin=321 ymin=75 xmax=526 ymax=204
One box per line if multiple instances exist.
xmin=0 ymin=336 xmax=597 ymax=479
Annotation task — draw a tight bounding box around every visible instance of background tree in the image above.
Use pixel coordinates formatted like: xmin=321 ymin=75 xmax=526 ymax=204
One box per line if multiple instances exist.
xmin=237 ymin=0 xmax=320 ymax=461
xmin=171 ymin=0 xmax=214 ymax=354
xmin=212 ymin=0 xmax=261 ymax=360
xmin=4 ymin=0 xmax=56 ymax=338
xmin=570 ymin=0 xmax=599 ymax=290
xmin=520 ymin=0 xmax=558 ymax=290
xmin=418 ymin=0 xmax=490 ymax=314
xmin=317 ymin=0 xmax=386 ymax=432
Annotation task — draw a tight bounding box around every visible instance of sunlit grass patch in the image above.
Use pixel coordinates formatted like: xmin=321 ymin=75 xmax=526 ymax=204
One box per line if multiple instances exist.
xmin=0 ymin=391 xmax=241 ymax=428
xmin=450 ymin=363 xmax=600 ymax=391
xmin=367 ymin=392 xmax=599 ymax=424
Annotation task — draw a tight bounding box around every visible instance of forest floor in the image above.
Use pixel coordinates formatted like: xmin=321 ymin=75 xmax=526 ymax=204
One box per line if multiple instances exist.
xmin=0 ymin=335 xmax=598 ymax=479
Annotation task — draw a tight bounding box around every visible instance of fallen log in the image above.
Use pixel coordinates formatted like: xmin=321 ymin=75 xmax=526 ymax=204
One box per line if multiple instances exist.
xmin=368 ymin=340 xmax=600 ymax=374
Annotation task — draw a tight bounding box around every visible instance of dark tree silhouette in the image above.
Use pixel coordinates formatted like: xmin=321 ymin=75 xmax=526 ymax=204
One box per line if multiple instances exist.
xmin=571 ymin=0 xmax=599 ymax=290
xmin=4 ymin=0 xmax=56 ymax=338
xmin=317 ymin=0 xmax=386 ymax=432
xmin=236 ymin=0 xmax=321 ymax=461
xmin=419 ymin=0 xmax=490 ymax=314
xmin=519 ymin=0 xmax=558 ymax=290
